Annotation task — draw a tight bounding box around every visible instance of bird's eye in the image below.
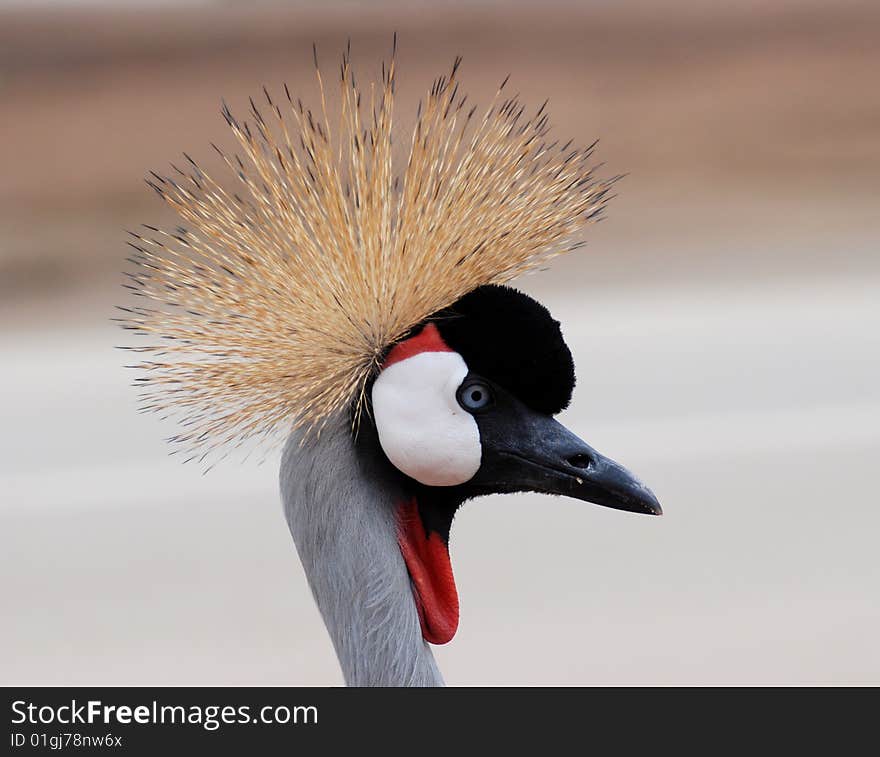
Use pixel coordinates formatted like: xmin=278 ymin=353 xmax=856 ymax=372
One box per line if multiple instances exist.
xmin=457 ymin=381 xmax=493 ymax=412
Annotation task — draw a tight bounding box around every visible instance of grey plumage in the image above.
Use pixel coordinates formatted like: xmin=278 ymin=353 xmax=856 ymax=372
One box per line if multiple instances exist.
xmin=281 ymin=414 xmax=444 ymax=686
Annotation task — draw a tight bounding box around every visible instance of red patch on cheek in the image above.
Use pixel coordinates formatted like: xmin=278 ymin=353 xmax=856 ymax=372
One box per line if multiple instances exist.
xmin=382 ymin=322 xmax=454 ymax=368
xmin=396 ymin=498 xmax=459 ymax=645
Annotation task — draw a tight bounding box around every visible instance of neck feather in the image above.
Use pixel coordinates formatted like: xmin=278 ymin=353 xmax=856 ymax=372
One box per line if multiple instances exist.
xmin=280 ymin=414 xmax=444 ymax=686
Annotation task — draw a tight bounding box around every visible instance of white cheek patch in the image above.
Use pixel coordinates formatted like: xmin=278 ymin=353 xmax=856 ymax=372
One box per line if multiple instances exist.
xmin=371 ymin=351 xmax=481 ymax=487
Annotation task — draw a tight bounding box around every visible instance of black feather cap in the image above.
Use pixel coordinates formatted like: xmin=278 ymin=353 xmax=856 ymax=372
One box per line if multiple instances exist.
xmin=429 ymin=284 xmax=575 ymax=416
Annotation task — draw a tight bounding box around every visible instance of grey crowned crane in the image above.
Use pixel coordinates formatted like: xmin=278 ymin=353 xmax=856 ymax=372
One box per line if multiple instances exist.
xmin=122 ymin=43 xmax=661 ymax=686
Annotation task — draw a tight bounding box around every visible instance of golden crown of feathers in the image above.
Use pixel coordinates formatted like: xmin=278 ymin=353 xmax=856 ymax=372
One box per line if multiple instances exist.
xmin=119 ymin=40 xmax=615 ymax=460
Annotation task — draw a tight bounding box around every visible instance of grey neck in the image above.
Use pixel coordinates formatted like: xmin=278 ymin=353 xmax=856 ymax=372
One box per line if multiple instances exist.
xmin=280 ymin=414 xmax=444 ymax=687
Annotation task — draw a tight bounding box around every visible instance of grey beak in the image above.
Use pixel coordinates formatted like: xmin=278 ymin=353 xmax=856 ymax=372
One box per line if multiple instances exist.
xmin=472 ymin=398 xmax=662 ymax=516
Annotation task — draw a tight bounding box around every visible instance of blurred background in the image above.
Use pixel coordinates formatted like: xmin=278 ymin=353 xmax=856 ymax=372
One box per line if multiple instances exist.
xmin=1 ymin=0 xmax=878 ymax=685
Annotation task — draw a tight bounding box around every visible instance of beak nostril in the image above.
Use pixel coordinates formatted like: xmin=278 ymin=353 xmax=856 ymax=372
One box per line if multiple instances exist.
xmin=567 ymin=453 xmax=591 ymax=469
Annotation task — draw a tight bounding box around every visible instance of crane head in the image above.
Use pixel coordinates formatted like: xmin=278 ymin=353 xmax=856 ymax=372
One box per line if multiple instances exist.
xmin=368 ymin=284 xmax=660 ymax=644
xmin=371 ymin=283 xmax=660 ymax=516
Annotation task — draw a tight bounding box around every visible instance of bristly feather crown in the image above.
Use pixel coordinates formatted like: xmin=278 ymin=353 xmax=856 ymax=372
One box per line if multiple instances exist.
xmin=118 ymin=39 xmax=616 ymax=461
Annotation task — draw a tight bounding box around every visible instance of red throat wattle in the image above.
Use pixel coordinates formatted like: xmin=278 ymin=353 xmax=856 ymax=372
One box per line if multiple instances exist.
xmin=396 ymin=498 xmax=459 ymax=645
